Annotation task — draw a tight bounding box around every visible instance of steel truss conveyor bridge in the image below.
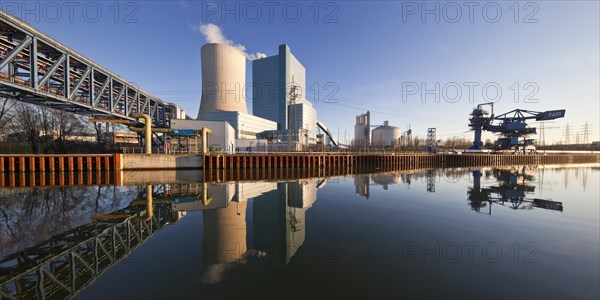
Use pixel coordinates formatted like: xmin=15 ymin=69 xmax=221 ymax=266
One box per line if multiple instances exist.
xmin=0 ymin=10 xmax=183 ymax=127
xmin=0 ymin=203 xmax=172 ymax=300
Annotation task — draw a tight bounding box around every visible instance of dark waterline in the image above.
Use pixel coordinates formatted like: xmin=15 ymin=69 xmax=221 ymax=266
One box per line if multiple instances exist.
xmin=1 ymin=164 xmax=599 ymax=299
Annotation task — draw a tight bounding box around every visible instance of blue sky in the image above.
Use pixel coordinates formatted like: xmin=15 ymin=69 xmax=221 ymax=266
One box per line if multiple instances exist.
xmin=4 ymin=0 xmax=599 ymax=144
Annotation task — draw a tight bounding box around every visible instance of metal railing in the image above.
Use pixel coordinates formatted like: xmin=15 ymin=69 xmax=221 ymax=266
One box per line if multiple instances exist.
xmin=121 ymin=147 xmax=200 ymax=155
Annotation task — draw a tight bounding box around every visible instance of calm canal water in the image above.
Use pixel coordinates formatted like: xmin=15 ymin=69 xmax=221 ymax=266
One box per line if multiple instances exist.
xmin=1 ymin=164 xmax=599 ymax=299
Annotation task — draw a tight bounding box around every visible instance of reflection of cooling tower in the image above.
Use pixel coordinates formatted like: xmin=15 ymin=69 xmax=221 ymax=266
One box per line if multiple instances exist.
xmin=197 ymin=43 xmax=247 ymax=120
xmin=202 ymin=202 xmax=247 ymax=264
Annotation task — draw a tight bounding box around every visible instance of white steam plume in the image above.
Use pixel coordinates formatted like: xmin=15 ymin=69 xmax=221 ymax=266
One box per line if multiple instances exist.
xmin=196 ymin=23 xmax=267 ymax=61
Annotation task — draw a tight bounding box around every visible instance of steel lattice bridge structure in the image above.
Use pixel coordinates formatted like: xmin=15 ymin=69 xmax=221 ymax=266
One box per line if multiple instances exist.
xmin=0 ymin=202 xmax=172 ymax=299
xmin=0 ymin=10 xmax=183 ymax=127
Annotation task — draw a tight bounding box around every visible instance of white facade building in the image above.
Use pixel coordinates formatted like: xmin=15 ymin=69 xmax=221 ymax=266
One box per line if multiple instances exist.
xmin=171 ymin=119 xmax=236 ymax=153
xmin=203 ymin=111 xmax=277 ymax=139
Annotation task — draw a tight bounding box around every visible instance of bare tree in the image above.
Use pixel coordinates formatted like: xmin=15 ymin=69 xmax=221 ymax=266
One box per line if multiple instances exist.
xmin=42 ymin=108 xmax=87 ymax=141
xmin=7 ymin=102 xmax=91 ymax=153
xmin=0 ymin=97 xmax=16 ymax=133
xmin=92 ymin=122 xmax=103 ymax=143
xmin=9 ymin=102 xmax=43 ymax=153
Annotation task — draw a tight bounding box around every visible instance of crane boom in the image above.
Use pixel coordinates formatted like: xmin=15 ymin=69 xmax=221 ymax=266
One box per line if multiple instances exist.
xmin=469 ymin=103 xmax=565 ymax=152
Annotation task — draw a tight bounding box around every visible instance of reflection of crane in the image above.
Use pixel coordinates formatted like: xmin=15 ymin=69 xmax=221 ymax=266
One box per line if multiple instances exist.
xmin=469 ymin=102 xmax=565 ymax=152
xmin=467 ymin=167 xmax=563 ymax=215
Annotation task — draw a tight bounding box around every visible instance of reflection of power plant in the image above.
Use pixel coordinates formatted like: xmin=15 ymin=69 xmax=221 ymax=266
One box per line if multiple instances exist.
xmin=467 ymin=166 xmax=563 ymax=214
xmin=202 ymin=201 xmax=247 ymax=264
xmin=182 ymin=179 xmax=318 ymax=283
xmin=168 ymin=179 xmax=318 ymax=267
xmin=1 ymin=166 xmax=582 ymax=296
xmin=253 ymin=179 xmax=317 ymax=264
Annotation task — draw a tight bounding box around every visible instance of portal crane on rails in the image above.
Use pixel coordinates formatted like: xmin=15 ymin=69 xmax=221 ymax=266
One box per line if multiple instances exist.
xmin=468 ymin=102 xmax=565 ymax=153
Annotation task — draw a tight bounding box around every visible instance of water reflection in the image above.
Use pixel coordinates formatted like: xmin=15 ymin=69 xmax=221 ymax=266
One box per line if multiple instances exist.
xmin=0 ymin=185 xmax=137 ymax=260
xmin=0 ymin=164 xmax=597 ymax=299
xmin=467 ymin=166 xmax=563 ymax=214
xmin=352 ymin=166 xmax=569 ymax=215
xmin=0 ymin=185 xmax=172 ymax=300
xmin=354 ymin=169 xmax=440 ymax=197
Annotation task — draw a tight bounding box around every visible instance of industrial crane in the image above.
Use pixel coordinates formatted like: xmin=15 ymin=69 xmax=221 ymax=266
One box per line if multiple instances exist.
xmin=469 ymin=102 xmax=565 ymax=153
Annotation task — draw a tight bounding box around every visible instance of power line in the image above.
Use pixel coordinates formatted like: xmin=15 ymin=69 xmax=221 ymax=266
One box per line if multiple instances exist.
xmin=582 ymin=122 xmax=591 ymax=144
xmin=564 ymin=123 xmax=572 ymax=144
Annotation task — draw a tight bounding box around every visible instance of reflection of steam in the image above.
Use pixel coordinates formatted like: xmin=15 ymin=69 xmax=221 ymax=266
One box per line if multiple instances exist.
xmin=201 ymin=249 xmax=267 ymax=285
xmin=202 ymin=263 xmax=229 ymax=285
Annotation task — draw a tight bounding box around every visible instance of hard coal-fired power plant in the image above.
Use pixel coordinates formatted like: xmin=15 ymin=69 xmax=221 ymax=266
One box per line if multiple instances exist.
xmin=197 ymin=43 xmax=247 ymax=120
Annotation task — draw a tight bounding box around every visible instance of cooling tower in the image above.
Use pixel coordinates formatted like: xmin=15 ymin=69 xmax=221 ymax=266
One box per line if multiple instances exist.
xmin=197 ymin=43 xmax=247 ymax=120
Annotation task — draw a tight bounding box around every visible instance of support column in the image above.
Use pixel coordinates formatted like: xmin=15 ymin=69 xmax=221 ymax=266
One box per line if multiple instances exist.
xmin=95 ymin=156 xmax=101 ymax=171
xmin=39 ymin=156 xmax=45 ymax=172
xmin=9 ymin=173 xmax=15 ymax=187
xmin=19 ymin=157 xmax=25 ymax=172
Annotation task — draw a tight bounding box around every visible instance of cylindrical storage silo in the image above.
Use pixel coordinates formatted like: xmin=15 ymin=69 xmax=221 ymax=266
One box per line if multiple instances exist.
xmin=197 ymin=43 xmax=247 ymax=120
xmin=354 ymin=124 xmax=368 ymax=147
xmin=371 ymin=121 xmax=402 ymax=147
